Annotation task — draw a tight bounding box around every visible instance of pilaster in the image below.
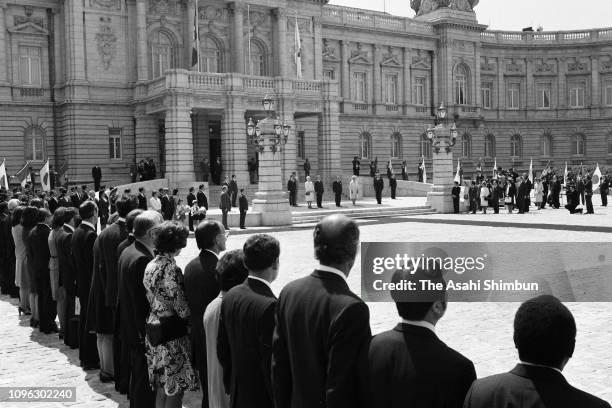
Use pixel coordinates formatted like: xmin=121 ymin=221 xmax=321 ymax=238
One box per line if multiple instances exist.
xmin=372 ymin=44 xmax=381 ymax=113
xmin=0 ymin=4 xmax=8 ymax=84
xmin=557 ymin=57 xmax=566 ymax=108
xmin=185 ymin=0 xmax=196 ymax=70
xmin=221 ymin=98 xmax=249 ymax=187
xmin=591 ymin=56 xmax=600 ymax=107
xmin=497 ymin=57 xmax=504 ymax=111
xmin=526 ymin=58 xmax=534 ymax=109
xmin=230 ymin=2 xmax=245 ymax=74
xmin=432 ymin=50 xmax=439 ymax=108
xmin=403 ymin=47 xmax=411 ymax=112
xmin=341 ymin=40 xmax=350 ymax=99
xmin=65 ymin=0 xmax=87 ymax=84
xmin=134 ymin=111 xmax=160 ymax=162
xmin=136 ymin=0 xmax=148 ymax=81
xmin=474 ymin=45 xmax=480 ymax=107
xmin=312 ymin=17 xmax=323 ymax=80
xmin=273 ymin=8 xmax=287 ymax=77
xmin=319 ymin=90 xmax=341 ymax=183
xmin=165 ymin=97 xmax=196 ymax=183
xmin=279 ymin=99 xmax=296 ymax=185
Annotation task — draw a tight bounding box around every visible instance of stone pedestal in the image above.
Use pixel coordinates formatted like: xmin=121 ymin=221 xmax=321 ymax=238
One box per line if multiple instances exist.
xmin=426 ymin=137 xmax=455 ymax=213
xmin=251 ymin=116 xmax=292 ymax=226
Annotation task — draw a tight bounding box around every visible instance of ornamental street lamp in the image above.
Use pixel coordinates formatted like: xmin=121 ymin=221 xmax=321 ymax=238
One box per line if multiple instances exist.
xmin=246 ymin=94 xmax=291 ymax=153
xmin=426 ymin=103 xmax=458 ymax=153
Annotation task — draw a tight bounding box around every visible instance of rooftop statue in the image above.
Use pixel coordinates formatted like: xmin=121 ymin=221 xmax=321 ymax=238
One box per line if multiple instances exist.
xmin=411 ymin=0 xmax=479 ymax=16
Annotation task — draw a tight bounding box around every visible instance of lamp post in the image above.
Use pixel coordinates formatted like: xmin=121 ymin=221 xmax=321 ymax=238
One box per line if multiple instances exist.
xmin=425 ymin=103 xmax=459 ymax=213
xmin=244 ymin=94 xmax=293 ymax=225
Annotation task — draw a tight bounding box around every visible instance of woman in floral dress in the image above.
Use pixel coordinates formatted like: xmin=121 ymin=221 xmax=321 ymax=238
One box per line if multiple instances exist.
xmin=143 ymin=221 xmax=199 ymax=408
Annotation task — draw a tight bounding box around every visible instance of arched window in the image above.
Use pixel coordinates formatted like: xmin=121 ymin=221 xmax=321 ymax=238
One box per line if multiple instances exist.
xmin=485 ymin=134 xmax=496 ymax=158
xmin=510 ymin=134 xmax=522 ymax=158
xmin=151 ymin=31 xmax=175 ymax=78
xmin=573 ymin=134 xmax=585 ymax=155
xmin=461 ymin=132 xmax=471 ymax=157
xmin=390 ymin=132 xmax=402 ymax=158
xmin=359 ymin=132 xmax=371 ymax=159
xmin=247 ymin=39 xmax=267 ymax=76
xmin=420 ymin=132 xmax=432 ymax=159
xmin=24 ymin=126 xmax=44 ymax=161
xmin=454 ymin=64 xmax=469 ymax=105
xmin=200 ymin=35 xmax=223 ymax=73
xmin=541 ymin=132 xmax=553 ymax=157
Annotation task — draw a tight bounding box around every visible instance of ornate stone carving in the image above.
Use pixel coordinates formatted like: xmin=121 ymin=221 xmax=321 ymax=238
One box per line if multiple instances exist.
xmin=90 ymin=0 xmax=121 ymax=10
xmin=411 ymin=0 xmax=478 ymax=16
xmin=600 ymin=58 xmax=612 ymax=73
xmin=199 ymin=5 xmax=227 ymax=23
xmin=480 ymin=57 xmax=495 ymax=72
xmin=506 ymin=59 xmax=523 ymax=73
xmin=322 ymin=39 xmax=339 ymax=62
xmin=149 ymin=0 xmax=178 ymax=17
xmin=287 ymin=17 xmax=312 ymax=35
xmin=14 ymin=6 xmax=44 ymax=28
xmin=349 ymin=43 xmax=371 ymax=64
xmin=534 ymin=59 xmax=555 ymax=74
xmin=411 ymin=49 xmax=431 ymax=69
xmin=567 ymin=59 xmax=587 ymax=72
xmin=381 ymin=46 xmax=401 ymax=67
xmin=95 ymin=16 xmax=117 ymax=70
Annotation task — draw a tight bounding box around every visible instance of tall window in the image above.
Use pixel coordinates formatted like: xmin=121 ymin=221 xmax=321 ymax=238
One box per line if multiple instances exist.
xmin=536 ymin=83 xmax=551 ymax=109
xmin=510 ymin=134 xmax=522 ymax=157
xmin=605 ymin=80 xmax=612 ymax=106
xmin=455 ymin=65 xmax=468 ymax=105
xmin=481 ymin=82 xmax=492 ymax=109
xmin=541 ymin=133 xmax=552 ymax=156
xmin=109 ymin=128 xmax=122 ymax=160
xmin=25 ymin=127 xmax=44 ymax=161
xmin=569 ymin=83 xmax=585 ymax=107
xmin=297 ymin=130 xmax=305 ymax=159
xmin=151 ymin=31 xmax=174 ymax=78
xmin=200 ymin=35 xmax=222 ymax=73
xmin=391 ymin=132 xmax=402 ymax=158
xmin=384 ymin=74 xmax=398 ymax=104
xmin=19 ymin=46 xmax=41 ymax=86
xmin=359 ymin=132 xmax=371 ymax=159
xmin=507 ymin=83 xmax=520 ymax=109
xmin=485 ymin=134 xmax=495 ymax=158
xmin=248 ymin=40 xmax=266 ymax=76
xmin=415 ymin=78 xmax=426 ymax=105
xmin=420 ymin=133 xmax=432 ymax=158
xmin=352 ymin=72 xmax=367 ymax=102
xmin=573 ymin=134 xmax=585 ymax=155
xmin=461 ymin=132 xmax=471 ymax=158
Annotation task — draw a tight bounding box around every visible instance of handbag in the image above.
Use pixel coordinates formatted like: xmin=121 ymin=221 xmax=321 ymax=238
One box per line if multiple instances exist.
xmin=145 ymin=314 xmax=188 ymax=347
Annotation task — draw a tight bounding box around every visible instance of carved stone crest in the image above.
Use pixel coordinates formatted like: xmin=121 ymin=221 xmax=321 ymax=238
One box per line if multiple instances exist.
xmin=481 ymin=57 xmax=495 ymax=72
xmin=506 ymin=59 xmax=522 ymax=73
xmin=14 ymin=6 xmax=44 ymax=28
xmin=89 ymin=0 xmax=121 ymax=10
xmin=381 ymin=46 xmax=401 ymax=67
xmin=534 ymin=59 xmax=555 ymax=74
xmin=412 ymin=49 xmax=431 ymax=69
xmin=411 ymin=0 xmax=478 ymax=16
xmin=149 ymin=0 xmax=178 ymax=16
xmin=349 ymin=43 xmax=371 ymax=64
xmin=322 ymin=39 xmax=339 ymax=62
xmin=567 ymin=59 xmax=587 ymax=72
xmin=95 ymin=17 xmax=117 ymax=70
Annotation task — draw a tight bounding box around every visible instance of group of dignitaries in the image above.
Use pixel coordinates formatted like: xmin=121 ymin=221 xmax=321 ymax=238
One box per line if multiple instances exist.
xmin=1 ymin=185 xmax=610 ymax=408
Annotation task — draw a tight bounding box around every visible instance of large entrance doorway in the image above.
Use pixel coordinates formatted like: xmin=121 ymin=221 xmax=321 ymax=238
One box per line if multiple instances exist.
xmin=209 ymin=120 xmax=221 ymax=185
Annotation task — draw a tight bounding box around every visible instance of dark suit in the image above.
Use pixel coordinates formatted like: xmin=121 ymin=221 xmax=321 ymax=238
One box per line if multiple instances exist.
xmin=29 ymin=224 xmax=57 ymax=333
xmin=229 ymin=180 xmax=238 ymax=207
xmin=390 ymin=178 xmax=397 ymax=199
xmin=187 ymin=192 xmax=196 ymax=230
xmin=70 ymin=193 xmax=80 ymax=208
xmin=451 ymin=186 xmax=461 ymax=213
xmin=464 ymin=364 xmax=610 ymax=408
xmin=184 ymin=250 xmax=221 ymax=408
xmin=87 ymin=238 xmax=114 ymax=334
xmin=239 ymin=194 xmax=248 ymax=229
xmin=137 ymin=193 xmax=147 ymax=210
xmin=333 ymin=180 xmax=342 ymax=207
xmin=197 ymin=190 xmax=209 ymax=210
xmin=272 ymin=270 xmax=371 ymax=408
xmin=366 ymin=323 xmax=475 ymax=408
xmin=287 ymin=179 xmax=297 ymax=206
xmin=600 ymin=180 xmax=609 ymax=207
xmin=314 ymin=180 xmax=324 ymax=208
xmin=219 ymin=192 xmax=231 ymax=229
xmin=92 ymin=166 xmax=102 ymax=191
xmin=585 ymin=180 xmax=594 ymax=214
xmin=160 ymin=195 xmax=172 ymax=220
xmin=374 ymin=178 xmax=384 ymax=204
xmin=117 ymin=241 xmax=155 ymax=407
xmin=0 ymin=212 xmax=16 ymax=296
xmin=517 ymin=182 xmax=529 ymax=213
xmin=218 ymin=277 xmax=277 ymax=408
xmin=48 ymin=197 xmax=59 ymax=214
xmin=56 ymin=225 xmax=76 ymax=346
xmin=71 ymin=223 xmax=99 ymax=367
xmin=352 ymin=159 xmax=360 ymax=176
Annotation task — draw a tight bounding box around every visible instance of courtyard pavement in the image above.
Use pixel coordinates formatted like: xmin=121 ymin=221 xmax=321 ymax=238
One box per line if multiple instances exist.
xmin=1 ymin=197 xmax=611 ymax=406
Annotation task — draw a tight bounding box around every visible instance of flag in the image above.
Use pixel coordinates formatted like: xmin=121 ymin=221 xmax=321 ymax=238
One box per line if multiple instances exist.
xmin=493 ymin=157 xmax=497 ymax=179
xmin=0 ymin=159 xmax=8 ymax=190
xmin=15 ymin=162 xmax=30 ymax=188
xmin=191 ymin=0 xmax=200 ymax=70
xmin=454 ymin=160 xmax=461 ymax=184
xmin=592 ymin=163 xmax=602 ymax=191
xmin=421 ymin=157 xmax=427 ymax=184
xmin=57 ymin=160 xmax=68 ymax=178
xmin=294 ymin=15 xmax=302 ymax=79
xmin=528 ymin=158 xmax=533 ymax=183
xmin=40 ymin=159 xmax=50 ymax=192
xmin=564 ymin=162 xmax=568 ymax=186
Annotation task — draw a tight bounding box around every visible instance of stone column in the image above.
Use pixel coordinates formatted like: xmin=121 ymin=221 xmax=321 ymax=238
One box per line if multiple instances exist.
xmin=497 ymin=57 xmax=505 ymax=112
xmin=230 ymin=2 xmax=245 ymax=74
xmin=526 ymin=58 xmax=534 ymax=109
xmin=0 ymin=4 xmax=8 ymax=84
xmin=221 ymin=98 xmax=249 ymax=188
xmin=426 ymin=125 xmax=455 ymax=213
xmin=372 ymin=44 xmax=381 ymax=114
xmin=318 ymin=81 xmax=342 ymax=183
xmin=165 ymin=97 xmax=196 ymax=183
xmin=341 ymin=40 xmax=350 ymax=99
xmin=52 ymin=8 xmax=63 ymax=86
xmin=558 ymin=57 xmax=566 ymax=109
xmin=312 ymin=17 xmax=323 ymax=80
xmin=279 ymin=99 xmax=296 ymax=184
xmin=136 ymin=0 xmax=148 ymax=81
xmin=184 ymin=0 xmax=196 ymax=70
xmin=432 ymin=50 xmax=439 ymax=108
xmin=591 ymin=56 xmax=600 ymax=107
xmin=65 ymin=0 xmax=87 ymax=83
xmin=474 ymin=45 xmax=480 ymax=107
xmin=403 ymin=47 xmax=411 ymax=112
xmin=273 ymin=8 xmax=287 ymax=77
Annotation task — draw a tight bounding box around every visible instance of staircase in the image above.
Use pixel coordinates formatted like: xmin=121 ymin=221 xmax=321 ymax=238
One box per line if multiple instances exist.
xmin=291 ymin=204 xmax=436 ymax=225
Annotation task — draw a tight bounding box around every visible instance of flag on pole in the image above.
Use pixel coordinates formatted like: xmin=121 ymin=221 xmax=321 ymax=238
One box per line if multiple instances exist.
xmin=294 ymin=15 xmax=303 ymax=79
xmin=454 ymin=160 xmax=461 ymax=184
xmin=191 ymin=0 xmax=200 ymax=70
xmin=421 ymin=156 xmax=427 ymax=184
xmin=0 ymin=159 xmax=8 ymax=190
xmin=39 ymin=159 xmax=50 ymax=192
xmin=528 ymin=157 xmax=533 ymax=183
xmin=15 ymin=162 xmax=30 ymax=188
xmin=493 ymin=157 xmax=497 ymax=179
xmin=563 ymin=162 xmax=568 ymax=186
xmin=592 ymin=163 xmax=602 ymax=191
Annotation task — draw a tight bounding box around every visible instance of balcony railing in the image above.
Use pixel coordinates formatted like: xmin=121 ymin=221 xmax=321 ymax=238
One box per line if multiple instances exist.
xmin=480 ymin=27 xmax=612 ymax=45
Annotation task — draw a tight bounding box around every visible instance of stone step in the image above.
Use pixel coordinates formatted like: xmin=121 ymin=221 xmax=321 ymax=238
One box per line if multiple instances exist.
xmin=291 ymin=207 xmax=436 ymax=224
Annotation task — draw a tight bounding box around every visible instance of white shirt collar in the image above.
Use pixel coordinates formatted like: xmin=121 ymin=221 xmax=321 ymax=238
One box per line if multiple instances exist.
xmin=63 ymin=223 xmax=75 ymax=232
xmin=117 ymin=217 xmax=126 ymax=223
xmin=248 ymin=275 xmax=274 ymax=292
xmin=519 ymin=361 xmax=563 ymax=374
xmin=204 ymin=249 xmax=219 ymax=259
xmin=81 ymin=221 xmax=96 ymax=230
xmin=317 ymin=264 xmax=347 ymax=281
xmin=401 ymin=319 xmax=436 ymax=334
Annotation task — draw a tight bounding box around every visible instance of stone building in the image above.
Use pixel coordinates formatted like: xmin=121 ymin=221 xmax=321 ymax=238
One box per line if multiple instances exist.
xmin=1 ymin=0 xmax=611 ymax=187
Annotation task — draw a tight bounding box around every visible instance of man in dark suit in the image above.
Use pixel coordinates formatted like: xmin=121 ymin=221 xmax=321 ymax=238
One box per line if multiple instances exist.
xmin=48 ymin=191 xmax=59 ymax=214
xmin=238 ymin=189 xmax=248 ymax=229
xmin=303 ymin=158 xmax=311 ymax=178
xmin=219 ymin=186 xmax=232 ymax=230
xmin=451 ymin=181 xmax=461 ymax=213
xmin=72 ymin=201 xmax=100 ymax=370
xmin=523 ymin=173 xmax=533 ymax=212
xmin=272 ymin=214 xmax=371 ymax=408
xmin=55 ymin=207 xmax=79 ymax=346
xmin=373 ymin=173 xmax=384 ymax=204
xmin=70 ymin=187 xmax=80 ymax=208
xmin=117 ymin=211 xmax=162 ymax=408
xmin=389 ymin=174 xmax=397 ymax=199
xmin=92 ymin=166 xmax=102 ymax=192
xmin=333 ymin=175 xmax=343 ymax=207
xmin=184 ymin=220 xmax=225 ymax=408
xmin=117 ymin=209 xmax=142 ymax=258
xmin=137 ymin=187 xmax=148 ymax=210
xmin=58 ymin=188 xmax=71 ymax=208
xmin=218 ymin=234 xmax=279 ymax=408
xmin=0 ymin=202 xmax=17 ymax=298
xmin=585 ymin=175 xmax=594 ymax=214
xmin=197 ymin=184 xmax=209 ymax=211
xmin=517 ymin=176 xmax=529 ymax=214
xmin=229 ymin=175 xmax=238 ymax=207
xmin=365 ymin=267 xmax=476 ymax=408
xmin=187 ymin=186 xmax=197 ymax=231
xmin=600 ymin=176 xmax=609 ymax=207
xmin=352 ymin=156 xmax=360 ymax=176
xmin=314 ymin=175 xmax=324 ymax=208
xmin=464 ymin=295 xmax=610 ymax=408
xmin=577 ymin=175 xmax=585 ymax=205
xmin=160 ymin=188 xmax=172 ymax=220
xmin=287 ymin=173 xmax=297 ymax=207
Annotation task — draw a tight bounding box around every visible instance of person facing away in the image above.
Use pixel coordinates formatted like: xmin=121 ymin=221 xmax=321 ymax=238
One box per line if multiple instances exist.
xmin=218 ymin=234 xmax=280 ymax=408
xmin=203 ymin=249 xmax=248 ymax=408
xmin=184 ymin=220 xmax=225 ymax=408
xmin=464 ymin=295 xmax=611 ymax=408
xmin=238 ymin=189 xmax=248 ymax=230
xmin=272 ymin=214 xmax=371 ymax=408
xmin=365 ymin=267 xmax=476 ymax=408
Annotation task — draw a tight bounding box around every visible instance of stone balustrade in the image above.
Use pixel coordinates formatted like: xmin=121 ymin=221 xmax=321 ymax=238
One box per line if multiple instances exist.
xmin=480 ymin=27 xmax=612 ymax=44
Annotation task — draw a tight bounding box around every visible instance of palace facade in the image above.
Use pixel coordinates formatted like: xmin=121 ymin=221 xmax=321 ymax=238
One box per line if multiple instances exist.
xmin=1 ymin=0 xmax=612 ymax=187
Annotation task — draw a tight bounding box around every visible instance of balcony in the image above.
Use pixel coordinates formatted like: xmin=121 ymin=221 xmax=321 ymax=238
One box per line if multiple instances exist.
xmin=480 ymin=27 xmax=612 ymax=46
xmin=11 ymin=86 xmax=49 ymax=102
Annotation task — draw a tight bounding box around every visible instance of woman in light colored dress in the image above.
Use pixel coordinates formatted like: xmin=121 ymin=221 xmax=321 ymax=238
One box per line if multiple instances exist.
xmin=11 ymin=206 xmax=30 ymax=315
xmin=534 ymin=177 xmax=544 ymax=208
xmin=349 ymin=175 xmax=359 ymax=206
xmin=174 ymin=199 xmax=189 ymax=228
xmin=144 ymin=221 xmax=198 ymax=408
xmin=304 ymin=176 xmax=315 ymax=208
xmin=479 ymin=182 xmax=491 ymax=214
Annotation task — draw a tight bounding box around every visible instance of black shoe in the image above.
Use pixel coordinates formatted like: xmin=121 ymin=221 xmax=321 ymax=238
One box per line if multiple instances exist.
xmin=240 ymin=227 xmax=246 ymax=229
xmin=99 ymin=373 xmax=114 ymax=383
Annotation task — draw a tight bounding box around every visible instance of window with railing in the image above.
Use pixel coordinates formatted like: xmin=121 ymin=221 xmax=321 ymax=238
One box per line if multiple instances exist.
xmin=485 ymin=134 xmax=495 ymax=158
xmin=541 ymin=133 xmax=552 ymax=156
xmin=572 ymin=134 xmax=585 ymax=155
xmin=569 ymin=83 xmax=585 ymax=107
xmin=359 ymin=131 xmax=371 ymax=159
xmin=461 ymin=132 xmax=472 ymax=158
xmin=19 ymin=46 xmax=41 ymax=86
xmin=510 ymin=134 xmax=522 ymax=157
xmin=420 ymin=133 xmax=432 ymax=158
xmin=455 ymin=65 xmax=468 ymax=105
xmin=383 ymin=74 xmax=398 ymax=104
xmin=352 ymin=72 xmax=367 ymax=102
xmin=536 ymin=83 xmax=551 ymax=109
xmin=507 ymin=83 xmax=520 ymax=109
xmin=200 ymin=35 xmax=223 ymax=73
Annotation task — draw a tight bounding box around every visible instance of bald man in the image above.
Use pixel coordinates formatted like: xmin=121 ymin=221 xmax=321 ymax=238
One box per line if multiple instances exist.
xmin=272 ymin=214 xmax=371 ymax=408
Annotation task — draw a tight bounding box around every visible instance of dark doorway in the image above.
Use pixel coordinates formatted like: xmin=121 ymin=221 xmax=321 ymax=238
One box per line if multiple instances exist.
xmin=209 ymin=120 xmax=221 ymax=185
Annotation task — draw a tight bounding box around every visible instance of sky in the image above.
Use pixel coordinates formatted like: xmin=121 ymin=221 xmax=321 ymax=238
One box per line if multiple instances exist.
xmin=328 ymin=0 xmax=612 ymax=32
